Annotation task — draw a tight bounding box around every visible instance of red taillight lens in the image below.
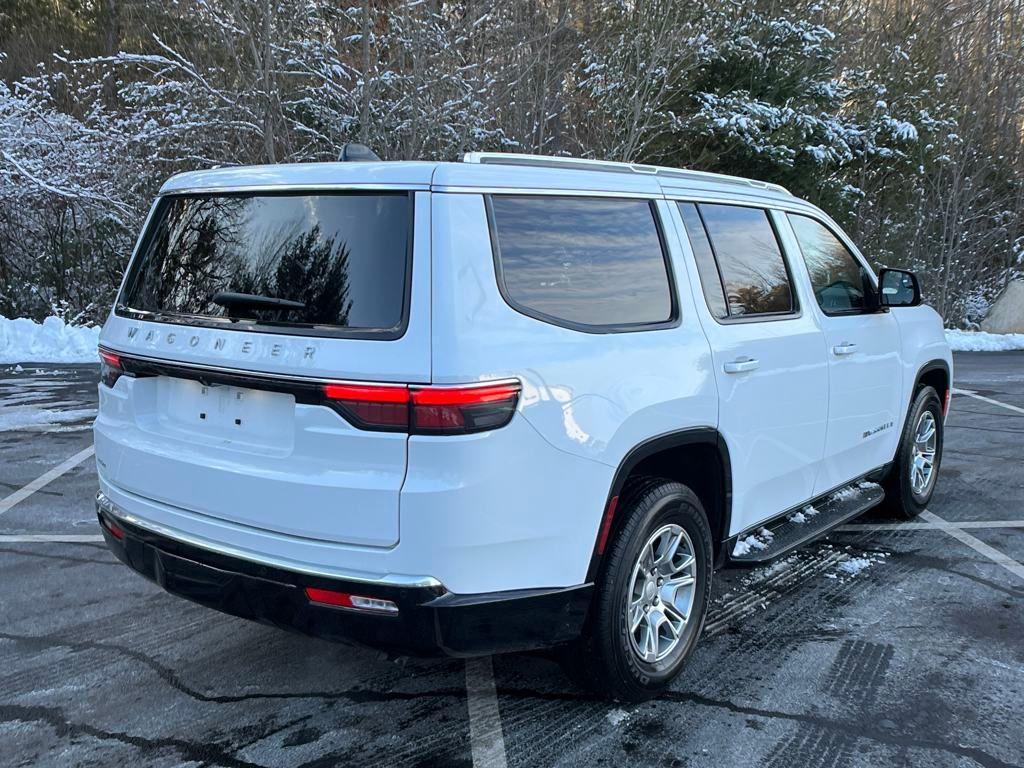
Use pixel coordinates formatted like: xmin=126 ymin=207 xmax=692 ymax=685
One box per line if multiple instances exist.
xmin=410 ymin=381 xmax=521 ymax=434
xmin=100 ymin=515 xmax=125 ymax=541
xmin=304 ymin=587 xmax=398 ymax=614
xmin=98 ymin=347 xmax=123 ymax=388
xmin=322 ymin=382 xmax=410 ymax=431
xmin=321 ymin=380 xmax=520 ymax=434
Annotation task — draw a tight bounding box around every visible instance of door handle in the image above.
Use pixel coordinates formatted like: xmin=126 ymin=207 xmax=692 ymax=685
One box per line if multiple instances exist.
xmin=832 ymin=342 xmax=858 ymax=356
xmin=723 ymin=357 xmax=760 ymax=374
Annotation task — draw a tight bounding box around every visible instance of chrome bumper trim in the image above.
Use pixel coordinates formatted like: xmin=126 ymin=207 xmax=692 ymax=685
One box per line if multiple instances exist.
xmin=95 ymin=491 xmax=444 ymax=590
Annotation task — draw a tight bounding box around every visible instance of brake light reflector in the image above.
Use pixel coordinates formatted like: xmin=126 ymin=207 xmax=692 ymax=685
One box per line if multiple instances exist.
xmin=411 ymin=381 xmax=521 ymax=434
xmin=595 ymin=495 xmax=620 ymax=555
xmin=304 ymin=587 xmax=398 ymax=614
xmin=98 ymin=347 xmax=124 ymax=388
xmin=100 ymin=515 xmax=125 ymax=541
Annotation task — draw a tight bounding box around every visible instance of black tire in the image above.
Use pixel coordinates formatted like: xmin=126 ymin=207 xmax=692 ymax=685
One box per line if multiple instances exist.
xmin=883 ymin=385 xmax=944 ymax=519
xmin=567 ymin=477 xmax=713 ymax=702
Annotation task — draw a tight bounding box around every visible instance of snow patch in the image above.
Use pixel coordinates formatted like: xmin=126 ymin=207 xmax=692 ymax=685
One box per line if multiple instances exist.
xmin=837 ymin=557 xmax=872 ymax=575
xmin=945 ymin=329 xmax=1024 ymax=352
xmin=0 ymin=406 xmax=96 ymax=432
xmin=732 ymin=527 xmax=775 ymax=557
xmin=606 ymin=709 xmax=631 ymax=726
xmin=0 ymin=316 xmax=101 ymax=364
xmin=826 ymin=550 xmax=889 ymax=581
xmin=788 ymin=505 xmax=819 ymax=524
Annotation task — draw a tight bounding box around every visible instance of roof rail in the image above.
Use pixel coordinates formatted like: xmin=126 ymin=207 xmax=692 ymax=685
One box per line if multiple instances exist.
xmin=462 ymin=152 xmax=790 ymax=195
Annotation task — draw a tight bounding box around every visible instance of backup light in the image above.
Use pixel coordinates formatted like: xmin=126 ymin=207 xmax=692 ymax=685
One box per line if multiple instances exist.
xmin=304 ymin=587 xmax=399 ymax=614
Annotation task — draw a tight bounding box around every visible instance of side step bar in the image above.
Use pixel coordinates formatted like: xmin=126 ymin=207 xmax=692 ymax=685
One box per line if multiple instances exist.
xmin=727 ymin=482 xmax=885 ymax=565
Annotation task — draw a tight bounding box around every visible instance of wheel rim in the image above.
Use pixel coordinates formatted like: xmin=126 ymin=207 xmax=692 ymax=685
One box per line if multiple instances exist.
xmin=910 ymin=410 xmax=938 ymax=497
xmin=627 ymin=523 xmax=697 ymax=664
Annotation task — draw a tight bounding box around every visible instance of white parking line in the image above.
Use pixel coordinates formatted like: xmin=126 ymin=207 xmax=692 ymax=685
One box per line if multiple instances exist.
xmin=953 ymin=387 xmax=1024 ymax=415
xmin=0 ymin=534 xmax=104 ymax=543
xmin=465 ymin=656 xmax=508 ymax=768
xmin=0 ymin=445 xmax=94 ymax=516
xmin=921 ymin=510 xmax=1024 ymax=582
xmin=838 ymin=520 xmax=1024 ymax=532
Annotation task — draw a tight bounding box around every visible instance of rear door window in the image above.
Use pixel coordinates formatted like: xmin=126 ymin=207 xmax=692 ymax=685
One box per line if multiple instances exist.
xmin=694 ymin=203 xmax=795 ymax=318
xmin=119 ymin=192 xmax=412 ymax=337
xmin=488 ymin=196 xmax=675 ymax=330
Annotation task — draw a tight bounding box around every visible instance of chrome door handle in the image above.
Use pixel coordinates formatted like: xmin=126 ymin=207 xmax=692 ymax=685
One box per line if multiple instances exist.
xmin=723 ymin=357 xmax=760 ymax=374
xmin=833 ymin=342 xmax=858 ymax=356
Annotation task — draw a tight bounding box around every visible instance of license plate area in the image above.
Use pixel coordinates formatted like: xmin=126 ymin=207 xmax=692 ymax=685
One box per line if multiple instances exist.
xmin=154 ymin=377 xmax=295 ymax=450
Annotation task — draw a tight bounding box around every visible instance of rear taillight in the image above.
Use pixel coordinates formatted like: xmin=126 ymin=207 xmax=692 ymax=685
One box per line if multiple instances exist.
xmin=98 ymin=347 xmax=123 ymax=388
xmin=322 ymin=382 xmax=410 ymax=431
xmin=411 ymin=382 xmax=521 ymax=434
xmin=321 ymin=380 xmax=521 ymax=434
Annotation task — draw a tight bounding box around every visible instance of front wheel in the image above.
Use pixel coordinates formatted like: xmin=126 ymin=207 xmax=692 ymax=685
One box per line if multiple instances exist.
xmin=883 ymin=385 xmax=944 ymax=519
xmin=568 ymin=478 xmax=713 ymax=702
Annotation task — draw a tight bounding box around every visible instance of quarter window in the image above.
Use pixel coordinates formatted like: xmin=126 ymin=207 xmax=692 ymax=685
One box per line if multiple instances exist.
xmin=681 ymin=203 xmax=795 ymax=318
xmin=789 ymin=214 xmax=873 ymax=315
xmin=678 ymin=203 xmax=728 ymax=319
xmin=489 ymin=196 xmax=674 ymax=330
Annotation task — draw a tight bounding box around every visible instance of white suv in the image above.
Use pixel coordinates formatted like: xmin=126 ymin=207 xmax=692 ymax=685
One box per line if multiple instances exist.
xmin=94 ymin=151 xmax=951 ymax=701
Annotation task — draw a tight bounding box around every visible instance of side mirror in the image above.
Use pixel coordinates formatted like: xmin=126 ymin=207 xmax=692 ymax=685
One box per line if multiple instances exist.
xmin=878 ymin=268 xmax=922 ymax=308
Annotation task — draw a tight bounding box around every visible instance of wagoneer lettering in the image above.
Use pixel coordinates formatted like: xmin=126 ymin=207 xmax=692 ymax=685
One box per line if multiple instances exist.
xmin=94 ymin=152 xmax=951 ymax=701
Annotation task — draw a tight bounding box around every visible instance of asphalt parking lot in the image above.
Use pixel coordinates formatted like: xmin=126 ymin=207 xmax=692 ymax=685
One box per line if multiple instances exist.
xmin=1 ymin=353 xmax=1022 ymax=768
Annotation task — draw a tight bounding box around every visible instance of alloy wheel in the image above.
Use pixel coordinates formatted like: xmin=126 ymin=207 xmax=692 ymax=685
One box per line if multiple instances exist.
xmin=627 ymin=523 xmax=697 ymax=664
xmin=910 ymin=409 xmax=938 ymax=497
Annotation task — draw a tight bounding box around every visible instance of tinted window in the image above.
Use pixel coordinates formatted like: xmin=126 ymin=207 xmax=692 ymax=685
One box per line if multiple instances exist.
xmin=489 ymin=196 xmax=673 ymax=328
xmin=789 ymin=214 xmax=873 ymax=314
xmin=677 ymin=203 xmax=728 ymax=319
xmin=697 ymin=204 xmax=794 ymax=317
xmin=120 ymin=193 xmax=411 ymax=333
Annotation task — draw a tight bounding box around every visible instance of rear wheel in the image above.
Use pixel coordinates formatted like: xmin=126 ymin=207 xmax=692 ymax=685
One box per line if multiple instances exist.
xmin=568 ymin=478 xmax=713 ymax=702
xmin=884 ymin=386 xmax=943 ymax=519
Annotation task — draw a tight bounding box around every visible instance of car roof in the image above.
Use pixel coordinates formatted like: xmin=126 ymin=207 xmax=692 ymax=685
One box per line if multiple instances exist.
xmin=158 ymin=154 xmax=802 ymax=210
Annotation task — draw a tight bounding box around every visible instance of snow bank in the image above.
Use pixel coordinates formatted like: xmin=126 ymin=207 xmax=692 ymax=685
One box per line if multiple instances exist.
xmin=0 ymin=316 xmax=101 ymax=364
xmin=945 ymin=329 xmax=1024 ymax=352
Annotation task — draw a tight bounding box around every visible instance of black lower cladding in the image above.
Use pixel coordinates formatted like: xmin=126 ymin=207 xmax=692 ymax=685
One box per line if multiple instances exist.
xmin=99 ymin=512 xmax=593 ymax=657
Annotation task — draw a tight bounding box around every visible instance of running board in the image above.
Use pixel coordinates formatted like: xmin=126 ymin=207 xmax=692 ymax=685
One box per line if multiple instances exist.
xmin=727 ymin=482 xmax=885 ymax=565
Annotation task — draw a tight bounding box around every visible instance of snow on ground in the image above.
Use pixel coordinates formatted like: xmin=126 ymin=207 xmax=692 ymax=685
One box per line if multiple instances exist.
xmin=825 ymin=550 xmax=889 ymax=581
xmin=945 ymin=329 xmax=1024 ymax=352
xmin=0 ymin=405 xmax=96 ymax=432
xmin=0 ymin=365 xmax=97 ymax=432
xmin=606 ymin=709 xmax=631 ymax=727
xmin=837 ymin=557 xmax=872 ymax=575
xmin=0 ymin=316 xmax=101 ymax=364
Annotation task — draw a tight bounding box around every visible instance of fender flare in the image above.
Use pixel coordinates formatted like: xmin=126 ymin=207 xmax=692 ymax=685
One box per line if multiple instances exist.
xmin=585 ymin=428 xmax=732 ymax=581
xmin=911 ymin=358 xmax=951 ymax=417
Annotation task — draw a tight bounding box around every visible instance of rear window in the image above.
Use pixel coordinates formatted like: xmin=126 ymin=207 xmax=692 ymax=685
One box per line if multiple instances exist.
xmin=488 ymin=196 xmax=675 ymax=330
xmin=119 ymin=192 xmax=412 ymax=336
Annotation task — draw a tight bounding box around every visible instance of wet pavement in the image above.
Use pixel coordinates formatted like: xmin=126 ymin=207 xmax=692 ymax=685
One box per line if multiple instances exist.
xmin=1 ymin=353 xmax=1021 ymax=768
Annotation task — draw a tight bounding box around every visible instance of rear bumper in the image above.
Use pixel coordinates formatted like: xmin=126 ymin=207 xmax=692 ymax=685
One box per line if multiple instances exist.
xmin=97 ymin=495 xmax=592 ymax=657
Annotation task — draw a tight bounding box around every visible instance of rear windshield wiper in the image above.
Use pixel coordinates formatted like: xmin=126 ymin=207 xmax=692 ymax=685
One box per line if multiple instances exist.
xmin=211 ymin=291 xmax=305 ymax=317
